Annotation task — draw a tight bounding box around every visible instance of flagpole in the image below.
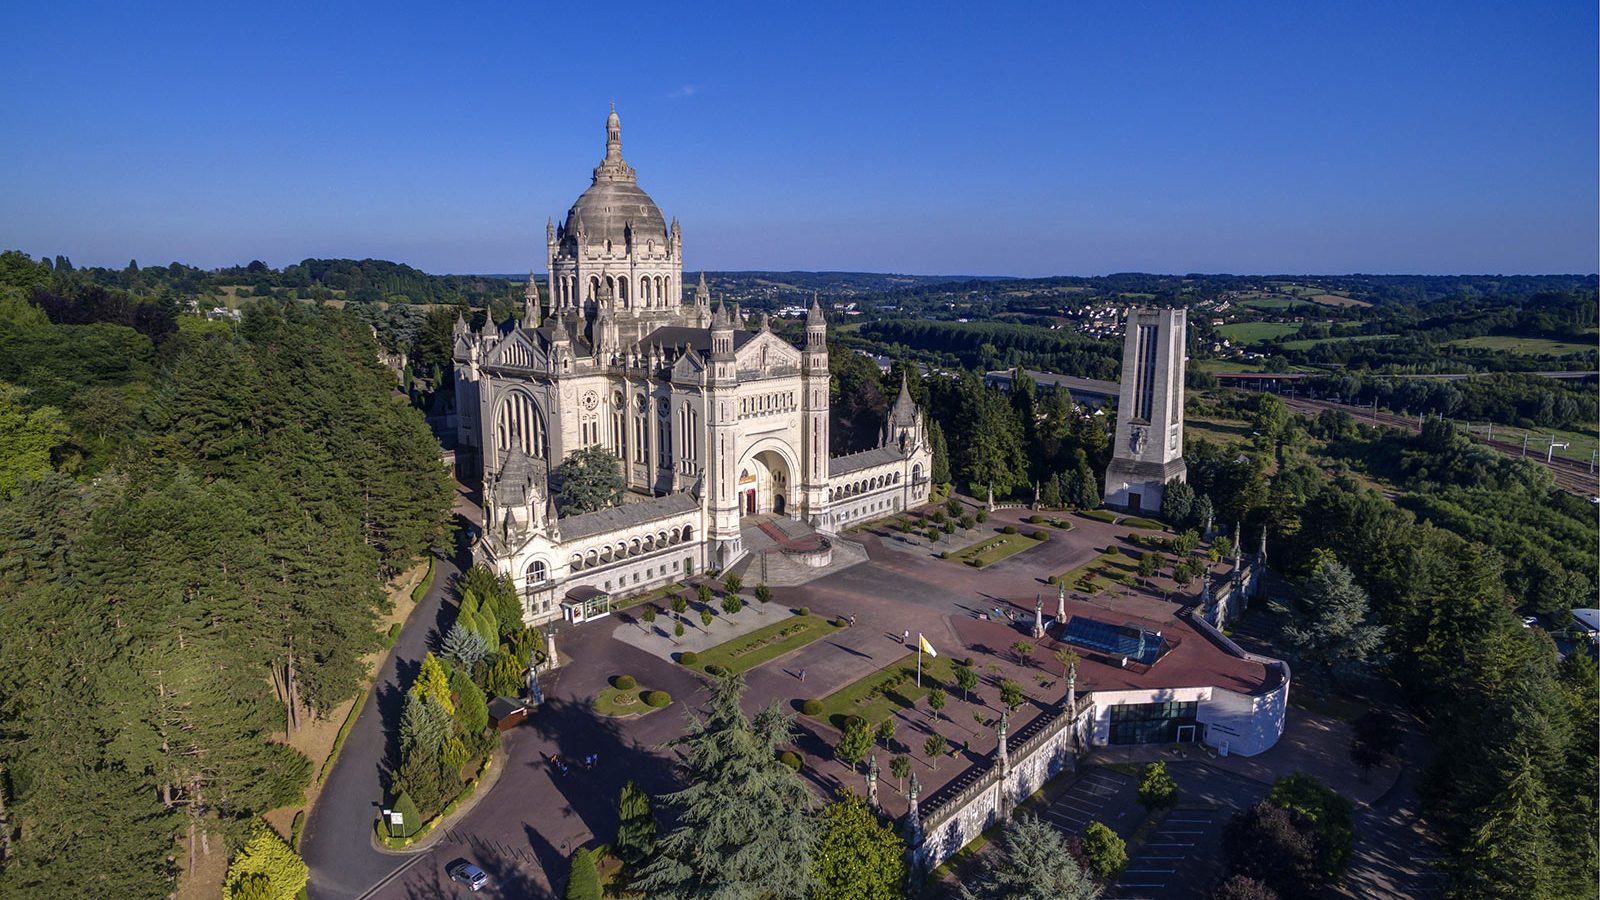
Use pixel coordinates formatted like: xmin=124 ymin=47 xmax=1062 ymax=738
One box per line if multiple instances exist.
xmin=917 ymin=635 xmax=923 ymax=687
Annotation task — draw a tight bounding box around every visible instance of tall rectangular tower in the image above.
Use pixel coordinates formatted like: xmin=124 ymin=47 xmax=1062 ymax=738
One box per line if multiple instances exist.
xmin=1104 ymin=307 xmax=1187 ymax=513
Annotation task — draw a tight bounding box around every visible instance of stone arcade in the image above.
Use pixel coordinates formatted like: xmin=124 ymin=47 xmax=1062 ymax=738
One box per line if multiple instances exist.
xmin=453 ymin=110 xmax=933 ymax=625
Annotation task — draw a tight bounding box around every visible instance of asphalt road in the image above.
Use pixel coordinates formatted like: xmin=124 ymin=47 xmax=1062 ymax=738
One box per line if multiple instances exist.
xmin=300 ymin=554 xmax=462 ymax=900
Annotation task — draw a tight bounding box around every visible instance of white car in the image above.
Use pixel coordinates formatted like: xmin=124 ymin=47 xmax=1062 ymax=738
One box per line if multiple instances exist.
xmin=1522 ymin=616 xmax=1540 ymax=629
xmin=447 ymin=860 xmax=489 ymax=892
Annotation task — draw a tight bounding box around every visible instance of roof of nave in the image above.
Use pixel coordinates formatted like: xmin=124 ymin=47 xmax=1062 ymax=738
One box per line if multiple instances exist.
xmin=829 ymin=446 xmax=906 ymax=478
xmin=559 ymin=491 xmax=701 ymax=543
xmin=634 ymin=325 xmax=759 ymax=356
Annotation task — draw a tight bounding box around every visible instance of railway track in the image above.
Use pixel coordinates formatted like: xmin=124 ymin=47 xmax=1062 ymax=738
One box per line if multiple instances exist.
xmin=1274 ymin=395 xmax=1600 ymax=497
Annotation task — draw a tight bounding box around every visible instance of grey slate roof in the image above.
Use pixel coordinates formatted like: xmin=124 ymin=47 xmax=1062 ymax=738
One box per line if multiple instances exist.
xmin=636 ymin=325 xmax=757 ymax=355
xmin=559 ymin=492 xmax=701 ymax=542
xmin=829 ymin=446 xmax=905 ymax=478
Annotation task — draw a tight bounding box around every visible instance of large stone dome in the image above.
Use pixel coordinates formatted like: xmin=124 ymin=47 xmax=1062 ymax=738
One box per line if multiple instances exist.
xmin=560 ymin=108 xmax=669 ymax=250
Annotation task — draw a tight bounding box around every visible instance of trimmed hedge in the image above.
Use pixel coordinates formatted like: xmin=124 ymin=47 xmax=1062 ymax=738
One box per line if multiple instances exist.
xmin=643 ymin=690 xmax=672 ymax=708
xmin=797 ymin=607 xmax=811 ymax=617
xmin=613 ymin=675 xmax=636 ymax=690
xmin=678 ymin=652 xmax=699 ymax=666
xmin=1002 ymin=525 xmax=1019 ymax=535
xmin=833 ymin=616 xmax=850 ymax=628
xmin=801 ymin=699 xmax=823 ymax=717
xmin=1033 ymin=530 xmax=1050 ymax=541
xmin=779 ymin=750 xmax=804 ymax=771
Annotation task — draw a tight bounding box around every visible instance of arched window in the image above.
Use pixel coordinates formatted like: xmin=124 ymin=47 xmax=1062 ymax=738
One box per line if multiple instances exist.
xmin=589 ymin=276 xmax=600 ymax=300
xmin=528 ymin=560 xmax=548 ymax=584
xmin=641 ymin=277 xmax=652 ymax=302
xmin=681 ymin=525 xmax=694 ymax=542
xmin=495 ymin=391 xmax=548 ymax=458
xmin=630 ymin=538 xmax=641 ymax=556
xmin=618 ymin=276 xmax=629 ymax=304
xmin=570 ymin=553 xmax=583 ymax=571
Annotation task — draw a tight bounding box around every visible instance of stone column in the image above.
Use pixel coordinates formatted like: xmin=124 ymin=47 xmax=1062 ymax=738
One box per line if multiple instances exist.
xmin=906 ymin=772 xmax=923 ymax=846
xmin=997 ymin=709 xmax=1012 ymax=820
xmin=1056 ymin=583 xmax=1067 ymax=625
xmin=986 ymin=483 xmax=995 ymax=513
xmin=867 ymin=753 xmax=880 ymax=811
xmin=545 ymin=626 xmax=560 ymax=670
xmin=1033 ymin=593 xmax=1045 ymax=639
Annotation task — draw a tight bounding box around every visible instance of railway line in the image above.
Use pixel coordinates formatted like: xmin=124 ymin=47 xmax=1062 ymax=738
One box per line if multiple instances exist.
xmin=1273 ymin=395 xmax=1600 ymax=497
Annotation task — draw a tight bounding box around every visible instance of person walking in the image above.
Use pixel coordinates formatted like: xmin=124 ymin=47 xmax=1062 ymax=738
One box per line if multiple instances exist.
xmin=799 ymin=668 xmax=806 ymax=682
xmin=902 ymin=629 xmax=910 ymax=644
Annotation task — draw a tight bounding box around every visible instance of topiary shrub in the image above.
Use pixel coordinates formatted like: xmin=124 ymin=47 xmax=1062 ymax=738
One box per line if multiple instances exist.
xmin=613 ymin=674 xmax=636 ymax=690
xmin=1033 ymin=530 xmax=1050 ymax=541
xmin=1002 ymin=525 xmax=1019 ymax=535
xmin=1105 ymin=545 xmax=1120 ymax=556
xmin=779 ymin=750 xmax=804 ymax=770
xmin=941 ymin=521 xmax=956 ymax=534
xmin=801 ymin=699 xmax=823 ymax=717
xmin=797 ymin=607 xmax=811 ymax=617
xmin=960 ymin=657 xmax=975 ymax=667
xmin=643 ymin=690 xmax=672 ymax=708
xmin=1029 ymin=514 xmax=1047 ymax=525
xmin=678 ymin=651 xmax=699 ymax=666
xmin=833 ymin=616 xmax=849 ymax=628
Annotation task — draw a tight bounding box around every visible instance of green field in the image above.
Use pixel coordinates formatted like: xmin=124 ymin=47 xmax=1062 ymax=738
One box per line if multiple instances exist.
xmin=1448 ymin=335 xmax=1597 ymax=357
xmin=1216 ymin=322 xmax=1302 ymax=345
xmin=805 ymin=652 xmax=958 ymax=729
xmin=1185 ymin=415 xmax=1254 ymax=446
xmin=1239 ymin=297 xmax=1313 ymax=311
xmin=692 ymin=613 xmax=842 ymax=675
xmin=944 ymin=530 xmax=1043 ymax=567
xmin=1280 ymin=333 xmax=1397 ymax=351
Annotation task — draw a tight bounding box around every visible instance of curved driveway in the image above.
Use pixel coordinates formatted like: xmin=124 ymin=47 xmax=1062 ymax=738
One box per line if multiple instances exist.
xmin=300 ymin=554 xmax=461 ymax=900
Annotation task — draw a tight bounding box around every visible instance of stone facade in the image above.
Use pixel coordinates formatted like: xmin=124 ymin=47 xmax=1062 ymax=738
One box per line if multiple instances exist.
xmin=1104 ymin=307 xmax=1188 ymax=513
xmin=453 ymin=110 xmax=933 ymax=625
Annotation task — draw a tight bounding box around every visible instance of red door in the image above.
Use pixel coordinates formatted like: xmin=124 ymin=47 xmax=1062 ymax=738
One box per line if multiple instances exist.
xmin=746 ymin=489 xmax=757 ymax=514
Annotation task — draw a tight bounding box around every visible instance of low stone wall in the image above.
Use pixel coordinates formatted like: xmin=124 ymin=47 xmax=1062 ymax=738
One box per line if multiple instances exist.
xmin=910 ymin=700 xmax=1095 ymax=874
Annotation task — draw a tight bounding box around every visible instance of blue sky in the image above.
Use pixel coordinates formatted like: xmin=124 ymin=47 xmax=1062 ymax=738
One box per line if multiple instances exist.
xmin=1 ymin=1 xmax=1595 ymax=276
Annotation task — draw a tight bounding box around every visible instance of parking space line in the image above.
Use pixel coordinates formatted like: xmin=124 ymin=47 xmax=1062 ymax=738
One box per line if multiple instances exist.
xmin=1146 ymin=841 xmax=1194 ymax=847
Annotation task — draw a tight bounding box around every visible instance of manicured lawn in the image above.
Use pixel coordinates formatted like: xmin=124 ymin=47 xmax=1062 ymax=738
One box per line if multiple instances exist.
xmin=613 ymin=580 xmax=690 ymax=612
xmin=694 ymin=613 xmax=842 ymax=675
xmin=1078 ymin=508 xmax=1120 ymax=524
xmin=593 ymin=685 xmax=669 ymax=717
xmin=1216 ymin=322 xmax=1301 ymax=344
xmin=943 ymin=530 xmax=1043 ymax=567
xmin=1118 ymin=514 xmax=1167 ymax=531
xmin=806 ymin=652 xmax=958 ymax=729
xmin=1055 ymin=553 xmax=1137 ymax=594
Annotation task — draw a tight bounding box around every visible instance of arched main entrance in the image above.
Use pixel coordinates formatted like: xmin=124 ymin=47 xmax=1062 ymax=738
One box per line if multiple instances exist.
xmin=738 ymin=447 xmax=793 ymax=518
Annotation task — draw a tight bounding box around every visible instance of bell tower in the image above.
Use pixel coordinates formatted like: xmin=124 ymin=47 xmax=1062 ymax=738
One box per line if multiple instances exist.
xmin=1104 ymin=307 xmax=1187 ymax=513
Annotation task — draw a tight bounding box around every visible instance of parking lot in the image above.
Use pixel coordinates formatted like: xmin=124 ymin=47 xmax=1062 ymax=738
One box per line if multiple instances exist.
xmin=1110 ymin=761 xmax=1270 ymax=899
xmin=1036 ymin=766 xmax=1143 ymax=841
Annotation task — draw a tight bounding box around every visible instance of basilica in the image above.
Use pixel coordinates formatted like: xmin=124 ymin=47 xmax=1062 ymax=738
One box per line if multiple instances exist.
xmin=453 ymin=109 xmax=933 ymax=626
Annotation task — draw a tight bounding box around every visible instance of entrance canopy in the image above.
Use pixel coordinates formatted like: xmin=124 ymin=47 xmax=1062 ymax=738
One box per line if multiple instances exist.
xmin=561 ymin=585 xmax=612 ymax=624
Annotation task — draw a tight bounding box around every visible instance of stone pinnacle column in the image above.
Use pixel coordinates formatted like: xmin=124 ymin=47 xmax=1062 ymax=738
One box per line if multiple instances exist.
xmin=906 ymin=772 xmax=923 ymax=846
xmin=544 ymin=626 xmax=559 ymax=670
xmin=997 ymin=709 xmax=1012 ymax=820
xmin=1056 ymin=583 xmax=1067 ymax=625
xmin=867 ymin=753 xmax=880 ymax=811
xmin=1032 ymin=593 xmax=1045 ymax=640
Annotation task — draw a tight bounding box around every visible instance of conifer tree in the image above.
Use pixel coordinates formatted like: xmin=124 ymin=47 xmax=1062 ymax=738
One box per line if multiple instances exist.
xmin=960 ymin=813 xmax=1100 ymax=900
xmin=565 ymin=848 xmax=602 ymax=900
xmin=631 ymin=675 xmax=818 ymax=898
xmin=615 ymin=781 xmax=657 ymax=864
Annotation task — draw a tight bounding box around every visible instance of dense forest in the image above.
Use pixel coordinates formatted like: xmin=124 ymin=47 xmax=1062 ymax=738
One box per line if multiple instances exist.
xmin=0 ymin=252 xmax=454 ymax=897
